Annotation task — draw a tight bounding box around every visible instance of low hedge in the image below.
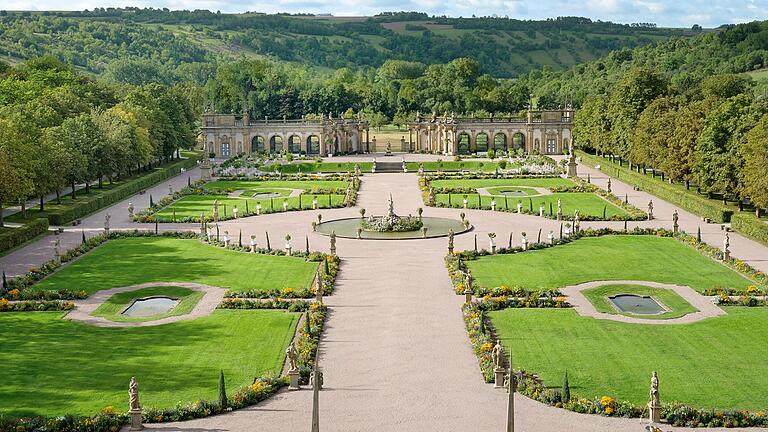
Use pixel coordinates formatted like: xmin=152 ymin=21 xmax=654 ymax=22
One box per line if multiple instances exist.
xmin=0 ymin=218 xmax=49 ymax=253
xmin=46 ymin=156 xmax=199 ymax=225
xmin=731 ymin=213 xmax=768 ymax=246
xmin=577 ymin=151 xmax=733 ymax=223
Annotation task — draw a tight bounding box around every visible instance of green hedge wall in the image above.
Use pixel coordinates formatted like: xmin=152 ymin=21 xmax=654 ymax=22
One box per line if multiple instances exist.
xmin=731 ymin=213 xmax=768 ymax=246
xmin=577 ymin=151 xmax=733 ymax=223
xmin=0 ymin=218 xmax=49 ymax=253
xmin=46 ymin=157 xmax=198 ymax=226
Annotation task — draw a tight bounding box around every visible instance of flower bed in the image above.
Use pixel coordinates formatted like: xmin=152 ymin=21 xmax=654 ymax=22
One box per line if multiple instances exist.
xmin=360 ymin=215 xmax=423 ymax=232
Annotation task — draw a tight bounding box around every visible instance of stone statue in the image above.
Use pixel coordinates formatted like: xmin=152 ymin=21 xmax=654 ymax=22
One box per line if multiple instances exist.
xmin=723 ymin=232 xmax=730 ymax=260
xmin=127 ymin=202 xmax=134 ymax=218
xmin=650 ymin=371 xmax=660 ymax=406
xmin=672 ymin=210 xmax=679 ymax=233
xmin=104 ymin=213 xmax=111 ymax=235
xmin=448 ymin=229 xmax=455 ymax=254
xmin=607 ymin=178 xmax=612 ymax=193
xmin=648 ymin=200 xmax=654 ymax=220
xmin=330 ymin=231 xmax=337 ymax=255
xmin=573 ymin=210 xmax=580 ymax=232
xmin=491 ymin=339 xmax=504 ymax=370
xmin=129 ymin=376 xmax=141 ymax=411
xmin=286 ymin=343 xmax=299 ymax=372
xmin=213 ymin=199 xmax=220 ymax=222
xmin=250 ymin=235 xmax=257 ymax=252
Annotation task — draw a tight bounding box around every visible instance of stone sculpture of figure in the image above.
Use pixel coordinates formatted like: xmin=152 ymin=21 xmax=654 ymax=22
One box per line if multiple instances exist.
xmin=650 ymin=371 xmax=660 ymax=406
xmin=724 ymin=232 xmax=730 ymax=252
xmin=53 ymin=238 xmax=61 ymax=259
xmin=250 ymin=235 xmax=257 ymax=252
xmin=330 ymin=231 xmax=337 ymax=255
xmin=127 ymin=202 xmax=134 ymax=218
xmin=491 ymin=339 xmax=504 ymax=370
xmin=233 ymin=206 xmax=238 ymax=219
xmin=286 ymin=343 xmax=299 ymax=372
xmin=574 ymin=210 xmax=580 ymax=232
xmin=672 ymin=210 xmax=679 ymax=232
xmin=129 ymin=376 xmax=141 ymax=411
xmin=104 ymin=213 xmax=111 ymax=234
xmin=448 ymin=229 xmax=455 ymax=253
xmin=557 ymin=198 xmax=562 ymax=213
xmin=212 ymin=199 xmax=220 ymax=222
xmin=168 ymin=184 xmax=173 ymax=195
xmin=607 ymin=178 xmax=612 ymax=193
xmin=648 ymin=200 xmax=654 ymax=220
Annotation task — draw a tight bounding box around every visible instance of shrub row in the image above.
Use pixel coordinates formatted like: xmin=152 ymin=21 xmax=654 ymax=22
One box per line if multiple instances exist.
xmin=46 ymin=156 xmax=199 ymax=225
xmin=577 ymin=151 xmax=733 ymax=223
xmin=0 ymin=218 xmax=49 ymax=253
xmin=731 ymin=213 xmax=768 ymax=246
xmin=0 ymin=299 xmax=74 ymax=312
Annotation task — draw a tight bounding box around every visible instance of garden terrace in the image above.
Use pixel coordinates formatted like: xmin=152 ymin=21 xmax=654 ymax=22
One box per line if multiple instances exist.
xmin=465 ymin=235 xmax=755 ymax=293
xmin=29 ymin=237 xmax=319 ymax=296
xmin=0 ymin=309 xmax=298 ymax=417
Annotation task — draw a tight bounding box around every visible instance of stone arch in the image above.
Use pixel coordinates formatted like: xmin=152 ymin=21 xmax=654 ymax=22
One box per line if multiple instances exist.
xmin=269 ymin=135 xmax=283 ymax=153
xmin=307 ymin=135 xmax=321 ymax=155
xmin=251 ymin=135 xmax=265 ymax=153
xmin=511 ymin=132 xmax=525 ymax=151
xmin=475 ymin=132 xmax=489 ymax=152
xmin=493 ymin=132 xmax=507 ymax=151
xmin=457 ymin=132 xmax=471 ymax=154
xmin=288 ymin=134 xmax=302 ymax=153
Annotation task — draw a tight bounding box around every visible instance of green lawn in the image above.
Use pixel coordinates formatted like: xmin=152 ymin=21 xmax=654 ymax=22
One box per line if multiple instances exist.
xmin=31 ymin=237 xmax=318 ymax=295
xmin=430 ymin=177 xmax=573 ymax=189
xmin=466 ymin=236 xmax=754 ymax=292
xmin=405 ymin=161 xmax=503 ymax=171
xmin=156 ymin=193 xmax=345 ymax=220
xmin=91 ymin=286 xmax=205 ymax=323
xmin=583 ymin=284 xmax=698 ymax=320
xmin=0 ymin=309 xmax=298 ymax=416
xmin=260 ymin=162 xmax=373 ymax=173
xmin=435 ymin=192 xmax=629 ymax=218
xmin=490 ymin=307 xmax=768 ymax=409
xmin=203 ymin=179 xmax=349 ymax=191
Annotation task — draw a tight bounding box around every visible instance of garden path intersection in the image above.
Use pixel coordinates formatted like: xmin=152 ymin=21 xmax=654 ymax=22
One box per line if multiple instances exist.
xmin=1 ymin=155 xmax=765 ymax=432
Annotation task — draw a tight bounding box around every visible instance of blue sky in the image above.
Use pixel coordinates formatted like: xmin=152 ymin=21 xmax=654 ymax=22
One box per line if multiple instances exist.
xmin=2 ymin=0 xmax=767 ymax=28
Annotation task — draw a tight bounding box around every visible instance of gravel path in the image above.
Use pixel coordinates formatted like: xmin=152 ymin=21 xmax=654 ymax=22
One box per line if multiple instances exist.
xmin=560 ymin=280 xmax=726 ymax=324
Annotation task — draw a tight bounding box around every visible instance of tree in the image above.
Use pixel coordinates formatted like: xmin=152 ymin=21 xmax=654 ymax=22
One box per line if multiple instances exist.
xmin=573 ymin=95 xmax=610 ymax=153
xmin=630 ymin=96 xmax=679 ymax=169
xmin=742 ymin=114 xmax=768 ymax=215
xmin=665 ymin=100 xmax=709 ymax=188
xmin=562 ymin=370 xmax=571 ymax=402
xmin=0 ymin=148 xmax=25 ymax=227
xmin=218 ymin=370 xmax=228 ymax=409
xmin=606 ymin=67 xmax=669 ymax=159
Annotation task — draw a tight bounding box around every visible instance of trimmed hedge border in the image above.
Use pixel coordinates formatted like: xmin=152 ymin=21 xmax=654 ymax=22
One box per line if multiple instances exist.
xmin=45 ymin=156 xmax=199 ymax=226
xmin=0 ymin=218 xmax=49 ymax=253
xmin=576 ymin=151 xmax=733 ymax=223
xmin=731 ymin=213 xmax=768 ymax=246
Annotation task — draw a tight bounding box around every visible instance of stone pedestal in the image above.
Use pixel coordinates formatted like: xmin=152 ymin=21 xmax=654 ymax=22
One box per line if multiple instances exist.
xmin=494 ymin=367 xmax=506 ymax=388
xmin=288 ymin=370 xmax=301 ymax=390
xmin=129 ymin=410 xmax=143 ymax=430
xmin=567 ymin=158 xmax=577 ymax=178
xmin=648 ymin=402 xmax=661 ymax=424
xmin=464 ymin=288 xmax=473 ymax=303
xmin=200 ymin=159 xmax=212 ymax=181
xmin=723 ymin=250 xmax=731 ymax=261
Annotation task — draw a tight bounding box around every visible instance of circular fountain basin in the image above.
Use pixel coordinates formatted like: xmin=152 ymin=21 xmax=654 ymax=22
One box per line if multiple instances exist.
xmin=251 ymin=192 xmax=283 ymax=198
xmin=316 ymin=217 xmax=470 ymax=240
xmin=122 ymin=297 xmax=180 ymax=318
xmin=609 ymin=294 xmax=666 ymax=315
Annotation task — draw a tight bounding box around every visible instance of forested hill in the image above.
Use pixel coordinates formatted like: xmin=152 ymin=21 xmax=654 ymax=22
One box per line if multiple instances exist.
xmin=0 ymin=9 xmax=691 ymax=81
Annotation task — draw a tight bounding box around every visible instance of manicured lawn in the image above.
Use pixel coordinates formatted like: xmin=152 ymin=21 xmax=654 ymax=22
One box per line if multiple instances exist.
xmin=430 ymin=177 xmax=574 ymax=189
xmin=91 ymin=286 xmax=205 ymax=323
xmin=261 ymin=162 xmax=373 ymax=173
xmin=466 ymin=236 xmax=753 ymax=292
xmin=405 ymin=161 xmax=503 ymax=171
xmin=435 ymin=192 xmax=629 ymax=218
xmin=583 ymin=284 xmax=698 ymax=320
xmin=31 ymin=237 xmax=318 ymax=295
xmin=0 ymin=309 xmax=298 ymax=416
xmin=156 ymin=193 xmax=345 ymax=220
xmin=489 ymin=307 xmax=768 ymax=409
xmin=203 ymin=179 xmax=350 ymax=191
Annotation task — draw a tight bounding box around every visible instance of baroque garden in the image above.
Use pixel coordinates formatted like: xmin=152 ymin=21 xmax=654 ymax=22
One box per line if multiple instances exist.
xmin=1 ymin=13 xmax=768 ymax=432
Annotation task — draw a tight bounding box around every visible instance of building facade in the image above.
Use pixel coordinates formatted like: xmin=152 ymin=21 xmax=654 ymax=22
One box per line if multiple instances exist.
xmin=202 ymin=112 xmax=370 ymax=158
xmin=408 ymin=108 xmax=574 ymax=155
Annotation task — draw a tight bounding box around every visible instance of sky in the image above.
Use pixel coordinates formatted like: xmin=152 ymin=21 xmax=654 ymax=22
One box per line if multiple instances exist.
xmin=2 ymin=0 xmax=767 ymax=28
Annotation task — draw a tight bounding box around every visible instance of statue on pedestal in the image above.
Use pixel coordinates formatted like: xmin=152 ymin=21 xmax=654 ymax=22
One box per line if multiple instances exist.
xmin=330 ymin=231 xmax=337 ymax=255
xmin=648 ymin=371 xmax=661 ymax=424
xmin=286 ymin=343 xmax=299 ymax=372
xmin=104 ymin=213 xmax=111 ymax=236
xmin=129 ymin=377 xmax=141 ymax=411
xmin=491 ymin=339 xmax=504 ymax=370
xmin=447 ymin=229 xmax=455 ymax=254
xmin=648 ymin=200 xmax=654 ymax=220
xmin=672 ymin=210 xmax=679 ymax=233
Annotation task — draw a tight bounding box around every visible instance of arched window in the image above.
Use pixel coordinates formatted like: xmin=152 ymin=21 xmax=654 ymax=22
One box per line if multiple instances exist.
xmin=251 ymin=136 xmax=265 ymax=153
xmin=307 ymin=135 xmax=321 ymax=154
xmin=512 ymin=132 xmax=525 ymax=150
xmin=475 ymin=133 xmax=489 ymax=152
xmin=493 ymin=133 xmax=507 ymax=151
xmin=269 ymin=135 xmax=283 ymax=153
xmin=457 ymin=133 xmax=470 ymax=154
xmin=288 ymin=135 xmax=302 ymax=153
